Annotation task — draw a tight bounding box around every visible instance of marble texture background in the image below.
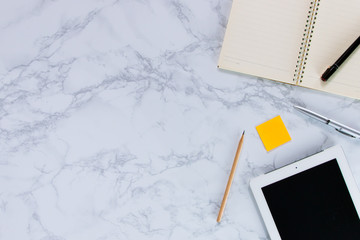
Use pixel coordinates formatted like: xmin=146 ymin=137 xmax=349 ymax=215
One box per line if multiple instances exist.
xmin=0 ymin=1 xmax=359 ymax=239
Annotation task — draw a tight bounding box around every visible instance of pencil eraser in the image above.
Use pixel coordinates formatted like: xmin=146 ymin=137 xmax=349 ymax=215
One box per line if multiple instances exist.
xmin=256 ymin=115 xmax=291 ymax=152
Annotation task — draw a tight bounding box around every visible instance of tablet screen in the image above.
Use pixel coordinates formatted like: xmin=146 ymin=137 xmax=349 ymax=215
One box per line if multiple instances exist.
xmin=262 ymin=159 xmax=360 ymax=240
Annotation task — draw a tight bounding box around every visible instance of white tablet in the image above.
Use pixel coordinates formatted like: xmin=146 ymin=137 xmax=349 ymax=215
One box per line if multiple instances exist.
xmin=250 ymin=145 xmax=360 ymax=240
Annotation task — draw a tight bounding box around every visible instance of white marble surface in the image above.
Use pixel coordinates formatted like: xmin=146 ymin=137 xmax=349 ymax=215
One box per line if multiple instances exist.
xmin=0 ymin=1 xmax=359 ymax=239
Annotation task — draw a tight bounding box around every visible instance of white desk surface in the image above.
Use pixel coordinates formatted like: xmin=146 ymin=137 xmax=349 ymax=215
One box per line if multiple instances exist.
xmin=0 ymin=1 xmax=359 ymax=239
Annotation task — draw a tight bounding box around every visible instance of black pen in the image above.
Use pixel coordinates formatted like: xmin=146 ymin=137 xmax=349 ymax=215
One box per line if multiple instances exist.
xmin=321 ymin=35 xmax=360 ymax=81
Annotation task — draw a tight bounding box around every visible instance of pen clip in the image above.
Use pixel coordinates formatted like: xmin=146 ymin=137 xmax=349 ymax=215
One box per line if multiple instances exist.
xmin=335 ymin=128 xmax=356 ymax=138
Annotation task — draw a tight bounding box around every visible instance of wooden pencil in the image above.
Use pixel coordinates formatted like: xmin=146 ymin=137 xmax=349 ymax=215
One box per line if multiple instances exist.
xmin=217 ymin=131 xmax=245 ymax=222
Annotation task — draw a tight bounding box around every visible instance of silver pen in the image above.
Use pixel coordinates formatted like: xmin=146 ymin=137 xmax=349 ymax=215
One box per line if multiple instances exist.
xmin=294 ymin=105 xmax=360 ymax=139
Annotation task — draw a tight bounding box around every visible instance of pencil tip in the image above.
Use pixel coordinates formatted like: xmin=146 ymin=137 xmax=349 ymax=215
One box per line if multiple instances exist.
xmin=242 ymin=130 xmax=245 ymax=135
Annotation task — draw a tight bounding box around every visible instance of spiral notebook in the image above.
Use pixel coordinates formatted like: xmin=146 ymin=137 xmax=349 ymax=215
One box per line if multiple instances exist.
xmin=218 ymin=0 xmax=360 ymax=99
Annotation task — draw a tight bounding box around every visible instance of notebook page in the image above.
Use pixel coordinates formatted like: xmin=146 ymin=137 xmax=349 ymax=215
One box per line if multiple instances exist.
xmin=301 ymin=0 xmax=360 ymax=99
xmin=218 ymin=0 xmax=310 ymax=84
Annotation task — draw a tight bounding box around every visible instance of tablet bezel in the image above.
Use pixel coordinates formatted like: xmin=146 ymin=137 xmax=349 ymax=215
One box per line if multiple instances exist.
xmin=250 ymin=145 xmax=360 ymax=240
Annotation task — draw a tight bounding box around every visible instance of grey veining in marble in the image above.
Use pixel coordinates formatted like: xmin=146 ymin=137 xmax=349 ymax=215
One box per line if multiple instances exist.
xmin=0 ymin=1 xmax=359 ymax=239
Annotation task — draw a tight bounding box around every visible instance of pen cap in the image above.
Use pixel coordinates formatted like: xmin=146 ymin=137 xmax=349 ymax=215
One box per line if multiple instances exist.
xmin=321 ymin=65 xmax=337 ymax=81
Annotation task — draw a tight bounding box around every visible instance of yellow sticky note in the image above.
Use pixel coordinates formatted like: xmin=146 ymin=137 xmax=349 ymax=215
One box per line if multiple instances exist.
xmin=256 ymin=116 xmax=291 ymax=152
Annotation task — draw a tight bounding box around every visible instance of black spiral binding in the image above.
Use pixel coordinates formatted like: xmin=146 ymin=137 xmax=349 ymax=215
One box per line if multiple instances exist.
xmin=293 ymin=0 xmax=320 ymax=84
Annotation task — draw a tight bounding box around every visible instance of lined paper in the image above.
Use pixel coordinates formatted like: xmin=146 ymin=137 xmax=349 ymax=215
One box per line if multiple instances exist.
xmin=300 ymin=0 xmax=360 ymax=99
xmin=218 ymin=0 xmax=310 ymax=83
